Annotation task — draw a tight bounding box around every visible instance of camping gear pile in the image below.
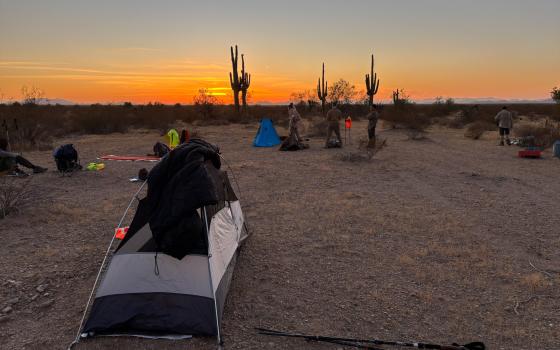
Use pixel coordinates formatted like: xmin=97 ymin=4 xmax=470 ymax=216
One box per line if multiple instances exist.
xmin=71 ymin=138 xmax=248 ymax=347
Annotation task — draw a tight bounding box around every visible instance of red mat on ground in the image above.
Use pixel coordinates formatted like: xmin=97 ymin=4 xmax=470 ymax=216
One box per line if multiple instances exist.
xmin=99 ymin=155 xmax=161 ymax=162
xmin=518 ymin=150 xmax=542 ymax=158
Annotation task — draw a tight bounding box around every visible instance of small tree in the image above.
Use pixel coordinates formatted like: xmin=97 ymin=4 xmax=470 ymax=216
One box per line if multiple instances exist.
xmin=194 ymin=88 xmax=222 ymax=119
xmin=21 ymin=86 xmax=44 ymax=105
xmin=328 ymin=79 xmax=356 ymax=105
xmin=551 ymin=87 xmax=560 ymax=104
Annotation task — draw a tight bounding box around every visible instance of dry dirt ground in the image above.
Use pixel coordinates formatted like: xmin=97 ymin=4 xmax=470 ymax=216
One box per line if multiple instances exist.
xmin=1 ymin=121 xmax=559 ymax=350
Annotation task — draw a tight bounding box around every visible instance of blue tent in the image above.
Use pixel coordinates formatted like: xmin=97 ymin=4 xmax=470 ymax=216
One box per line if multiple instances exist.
xmin=253 ymin=118 xmax=281 ymax=147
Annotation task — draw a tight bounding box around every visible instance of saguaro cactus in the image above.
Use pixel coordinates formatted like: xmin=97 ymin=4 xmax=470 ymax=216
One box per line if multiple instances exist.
xmin=229 ymin=45 xmax=242 ymax=114
xmin=240 ymin=54 xmax=251 ymax=112
xmin=317 ymin=63 xmax=328 ymax=115
xmin=365 ymin=54 xmax=380 ymax=107
xmin=392 ymin=90 xmax=400 ymax=104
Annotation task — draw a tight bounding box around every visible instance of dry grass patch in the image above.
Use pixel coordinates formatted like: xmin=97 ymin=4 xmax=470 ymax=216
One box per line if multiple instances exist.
xmin=521 ymin=272 xmax=547 ymax=291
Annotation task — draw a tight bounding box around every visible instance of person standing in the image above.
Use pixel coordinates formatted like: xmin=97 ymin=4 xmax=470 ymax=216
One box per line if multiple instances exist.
xmin=325 ymin=102 xmax=342 ymax=147
xmin=366 ymin=105 xmax=380 ymax=143
xmin=494 ymin=106 xmax=513 ymax=146
xmin=288 ymin=103 xmax=302 ymax=142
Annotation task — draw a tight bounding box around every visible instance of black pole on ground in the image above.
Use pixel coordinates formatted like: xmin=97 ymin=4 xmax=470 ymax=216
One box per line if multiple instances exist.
xmin=256 ymin=328 xmax=485 ymax=350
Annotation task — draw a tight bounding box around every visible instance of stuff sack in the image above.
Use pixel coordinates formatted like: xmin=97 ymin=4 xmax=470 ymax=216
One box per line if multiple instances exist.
xmin=153 ymin=142 xmax=171 ymax=157
xmin=53 ymin=144 xmax=80 ymax=172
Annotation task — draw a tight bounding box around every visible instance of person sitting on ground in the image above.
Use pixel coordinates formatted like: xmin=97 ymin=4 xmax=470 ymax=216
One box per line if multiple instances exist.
xmin=0 ymin=138 xmax=47 ymax=176
xmin=494 ymin=106 xmax=513 ymax=146
xmin=325 ymin=102 xmax=343 ymax=147
xmin=366 ymin=104 xmax=381 ymax=146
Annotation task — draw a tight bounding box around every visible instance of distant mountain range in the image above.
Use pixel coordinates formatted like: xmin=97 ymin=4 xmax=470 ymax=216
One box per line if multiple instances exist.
xmin=413 ymin=97 xmax=555 ymax=105
xmin=35 ymin=98 xmax=77 ymax=105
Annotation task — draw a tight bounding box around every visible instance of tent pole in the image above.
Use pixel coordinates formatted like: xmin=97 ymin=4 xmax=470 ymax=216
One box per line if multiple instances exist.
xmin=67 ymin=180 xmax=147 ymax=350
xmin=203 ymin=206 xmax=223 ymax=346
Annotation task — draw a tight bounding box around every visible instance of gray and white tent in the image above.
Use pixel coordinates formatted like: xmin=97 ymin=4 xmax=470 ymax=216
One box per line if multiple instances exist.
xmin=73 ymin=140 xmax=248 ymax=346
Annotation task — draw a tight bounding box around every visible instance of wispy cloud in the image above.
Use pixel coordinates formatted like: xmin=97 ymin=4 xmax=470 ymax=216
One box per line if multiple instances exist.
xmin=111 ymin=47 xmax=164 ymax=53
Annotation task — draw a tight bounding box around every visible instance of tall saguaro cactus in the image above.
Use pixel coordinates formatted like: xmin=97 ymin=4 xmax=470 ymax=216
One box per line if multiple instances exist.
xmin=317 ymin=63 xmax=328 ymax=115
xmin=365 ymin=54 xmax=380 ymax=107
xmin=240 ymin=54 xmax=251 ymax=113
xmin=229 ymin=45 xmax=242 ymax=114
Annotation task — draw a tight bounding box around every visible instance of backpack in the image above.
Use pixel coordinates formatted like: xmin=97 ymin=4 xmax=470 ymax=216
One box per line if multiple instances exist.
xmin=53 ymin=144 xmax=80 ymax=172
xmin=153 ymin=142 xmax=171 ymax=157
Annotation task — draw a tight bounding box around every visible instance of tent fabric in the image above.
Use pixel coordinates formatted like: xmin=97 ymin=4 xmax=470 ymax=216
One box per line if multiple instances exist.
xmin=82 ymin=138 xmax=247 ymax=341
xmin=253 ymin=118 xmax=281 ymax=147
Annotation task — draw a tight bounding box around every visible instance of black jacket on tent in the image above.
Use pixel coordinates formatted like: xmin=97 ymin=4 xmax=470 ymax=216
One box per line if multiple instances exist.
xmin=82 ymin=139 xmax=247 ymax=341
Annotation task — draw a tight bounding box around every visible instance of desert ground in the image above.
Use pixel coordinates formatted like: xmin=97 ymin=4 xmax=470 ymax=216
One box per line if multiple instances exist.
xmin=1 ymin=120 xmax=559 ymax=350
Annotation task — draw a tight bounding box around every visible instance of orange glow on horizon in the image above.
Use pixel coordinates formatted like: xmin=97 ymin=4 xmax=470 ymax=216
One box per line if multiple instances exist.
xmin=0 ymin=58 xmax=556 ymax=105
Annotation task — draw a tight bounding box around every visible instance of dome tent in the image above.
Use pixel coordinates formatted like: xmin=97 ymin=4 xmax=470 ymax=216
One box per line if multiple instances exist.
xmin=71 ymin=139 xmax=248 ymax=347
xmin=253 ymin=118 xmax=281 ymax=147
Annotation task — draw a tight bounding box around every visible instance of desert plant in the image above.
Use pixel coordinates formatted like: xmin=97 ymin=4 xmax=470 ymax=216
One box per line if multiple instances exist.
xmin=21 ymin=85 xmax=44 ymax=105
xmin=240 ymin=54 xmax=251 ymax=114
xmin=515 ymin=123 xmax=560 ymax=148
xmin=328 ymin=79 xmax=356 ymax=105
xmin=464 ymin=121 xmax=495 ymax=140
xmin=229 ymin=45 xmax=242 ymax=115
xmin=338 ymin=136 xmax=387 ymax=162
xmin=0 ymin=178 xmax=30 ymax=218
xmin=193 ymin=88 xmax=222 ymax=119
xmin=551 ymin=87 xmax=560 ymax=104
xmin=365 ymin=54 xmax=380 ymax=107
xmin=307 ymin=117 xmax=328 ymax=137
xmin=317 ymin=63 xmax=328 ymax=115
xmin=392 ymin=89 xmax=410 ymax=107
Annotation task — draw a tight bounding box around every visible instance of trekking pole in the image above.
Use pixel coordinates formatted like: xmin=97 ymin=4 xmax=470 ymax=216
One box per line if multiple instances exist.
xmin=2 ymin=119 xmax=10 ymax=151
xmin=13 ymin=118 xmax=18 ymax=148
xmin=256 ymin=328 xmax=485 ymax=350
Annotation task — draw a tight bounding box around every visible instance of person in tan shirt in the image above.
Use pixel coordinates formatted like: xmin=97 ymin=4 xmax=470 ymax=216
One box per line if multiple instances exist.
xmin=494 ymin=106 xmax=513 ymax=146
xmin=325 ymin=102 xmax=342 ymax=147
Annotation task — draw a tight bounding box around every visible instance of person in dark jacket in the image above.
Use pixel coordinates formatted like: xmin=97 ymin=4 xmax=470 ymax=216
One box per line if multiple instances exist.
xmin=366 ymin=105 xmax=380 ymax=141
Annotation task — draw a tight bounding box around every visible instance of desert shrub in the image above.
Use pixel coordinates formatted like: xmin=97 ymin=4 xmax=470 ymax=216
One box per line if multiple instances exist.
xmin=464 ymin=121 xmax=496 ymax=140
xmin=0 ymin=178 xmax=30 ymax=218
xmin=514 ymin=122 xmax=560 ymax=148
xmin=429 ymin=97 xmax=459 ymax=117
xmin=338 ymin=136 xmax=387 ymax=162
xmin=551 ymin=87 xmax=560 ymax=104
xmin=307 ymin=117 xmax=328 ymax=137
xmin=434 ymin=116 xmax=464 ymax=129
xmin=382 ymin=104 xmax=431 ymax=137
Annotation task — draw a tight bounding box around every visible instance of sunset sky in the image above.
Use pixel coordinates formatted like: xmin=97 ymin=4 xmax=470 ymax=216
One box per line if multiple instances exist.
xmin=1 ymin=0 xmax=559 ymax=104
